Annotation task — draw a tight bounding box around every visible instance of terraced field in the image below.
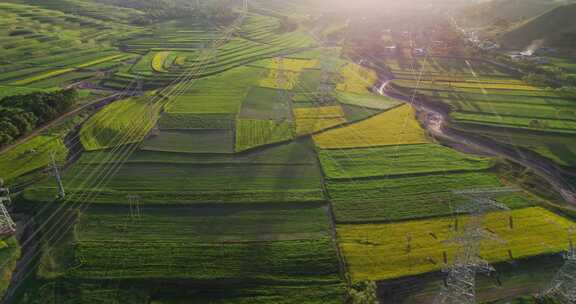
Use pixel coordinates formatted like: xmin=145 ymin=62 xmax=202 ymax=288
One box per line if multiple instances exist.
xmin=0 ymin=136 xmax=67 ymax=183
xmin=35 ymin=204 xmax=344 ymax=302
xmin=387 ymin=57 xmax=576 ymax=168
xmin=80 ymin=95 xmax=161 ymax=151
xmin=24 ymin=139 xmax=325 ymax=205
xmin=327 ymin=172 xmax=533 ymax=223
xmin=0 ymin=3 xmax=138 ymax=88
xmin=313 ymin=104 xmax=427 ymax=149
xmin=235 ymin=119 xmax=294 ymax=152
xmin=294 ymin=106 xmax=347 ymax=135
xmin=338 ymin=207 xmax=573 ymax=281
xmin=4 ymin=1 xmax=576 ymax=303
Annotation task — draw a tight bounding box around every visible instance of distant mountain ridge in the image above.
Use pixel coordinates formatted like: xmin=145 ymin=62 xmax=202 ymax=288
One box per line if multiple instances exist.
xmin=499 ymin=3 xmax=576 ymax=48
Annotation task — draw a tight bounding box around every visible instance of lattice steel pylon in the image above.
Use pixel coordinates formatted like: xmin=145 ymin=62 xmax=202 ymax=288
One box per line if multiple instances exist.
xmin=243 ymin=0 xmax=248 ymax=14
xmin=0 ymin=180 xmax=16 ymax=236
xmin=318 ymin=53 xmax=335 ymax=105
xmin=540 ymin=230 xmax=576 ymax=303
xmin=274 ymin=56 xmax=290 ymax=121
xmin=434 ymin=187 xmax=517 ymax=304
xmin=127 ymin=195 xmax=142 ymax=219
xmin=51 ymin=153 xmax=66 ymax=199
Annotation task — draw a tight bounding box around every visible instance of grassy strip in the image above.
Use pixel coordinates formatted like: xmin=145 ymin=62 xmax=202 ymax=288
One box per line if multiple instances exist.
xmin=11 ymin=68 xmax=75 ymax=86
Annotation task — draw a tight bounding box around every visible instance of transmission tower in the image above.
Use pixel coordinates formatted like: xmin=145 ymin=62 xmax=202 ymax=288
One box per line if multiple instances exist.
xmin=0 ymin=180 xmax=16 ymax=236
xmin=274 ymin=56 xmax=290 ymax=121
xmin=127 ymin=195 xmax=142 ymax=219
xmin=319 ymin=53 xmax=336 ymax=105
xmin=540 ymin=230 xmax=576 ymax=303
xmin=50 ymin=153 xmax=66 ymax=199
xmin=434 ymin=187 xmax=517 ymax=304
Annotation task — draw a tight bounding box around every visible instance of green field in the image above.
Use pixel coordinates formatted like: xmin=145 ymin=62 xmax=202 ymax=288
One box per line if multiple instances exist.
xmin=318 ymin=144 xmax=494 ymax=179
xmin=29 ymin=202 xmax=344 ymax=302
xmin=25 ymin=139 xmax=324 ymax=204
xmin=80 ymin=95 xmax=161 ymax=151
xmin=327 ymin=172 xmax=534 ymax=223
xmin=36 ymin=204 xmax=342 ymax=297
xmin=0 ymin=237 xmax=21 ymax=299
xmin=142 ymin=129 xmax=235 ymax=154
xmin=0 ymin=135 xmax=67 ymax=183
xmin=239 ymin=87 xmax=292 ymax=120
xmin=164 ymin=66 xmax=263 ymax=115
xmin=235 ymin=119 xmax=294 ymax=152
xmin=386 ymin=57 xmax=576 ymax=167
xmin=6 ymin=1 xmax=576 ymax=303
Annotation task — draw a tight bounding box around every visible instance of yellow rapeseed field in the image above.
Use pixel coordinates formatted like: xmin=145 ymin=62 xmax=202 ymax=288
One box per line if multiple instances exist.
xmin=293 ymin=106 xmax=345 ymax=119
xmin=77 ymin=54 xmax=126 ymax=68
xmin=259 ymin=70 xmax=299 ymax=90
xmin=336 ymin=63 xmax=378 ymax=95
xmin=313 ymin=104 xmax=427 ymax=148
xmin=152 ymin=51 xmax=171 ymax=73
xmin=338 ymin=207 xmax=575 ymax=282
xmin=294 ymin=106 xmax=346 ymax=135
xmin=11 ymin=68 xmax=75 ymax=86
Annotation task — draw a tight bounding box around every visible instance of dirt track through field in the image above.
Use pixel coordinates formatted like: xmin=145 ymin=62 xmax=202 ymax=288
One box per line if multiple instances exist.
xmin=377 ymin=75 xmax=576 ymax=206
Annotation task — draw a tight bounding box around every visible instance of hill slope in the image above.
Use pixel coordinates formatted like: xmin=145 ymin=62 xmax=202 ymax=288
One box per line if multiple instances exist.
xmin=499 ymin=3 xmax=576 ymax=48
xmin=459 ymin=0 xmax=574 ymax=26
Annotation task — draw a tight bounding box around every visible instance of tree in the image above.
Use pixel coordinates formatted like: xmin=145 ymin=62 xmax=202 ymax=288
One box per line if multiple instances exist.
xmin=348 ymin=281 xmax=378 ymax=304
xmin=0 ymin=88 xmax=78 ymax=146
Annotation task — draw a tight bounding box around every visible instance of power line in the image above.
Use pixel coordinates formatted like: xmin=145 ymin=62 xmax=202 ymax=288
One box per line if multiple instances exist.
xmin=434 ymin=187 xmax=517 ymax=304
xmin=0 ymin=180 xmax=16 ymax=236
xmin=540 ymin=229 xmax=576 ymax=303
xmin=50 ymin=152 xmax=66 ymax=199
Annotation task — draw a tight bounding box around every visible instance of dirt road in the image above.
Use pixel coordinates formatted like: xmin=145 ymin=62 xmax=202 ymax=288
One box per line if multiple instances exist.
xmin=378 ymin=80 xmax=576 ymax=205
xmin=0 ymin=92 xmax=134 ymax=155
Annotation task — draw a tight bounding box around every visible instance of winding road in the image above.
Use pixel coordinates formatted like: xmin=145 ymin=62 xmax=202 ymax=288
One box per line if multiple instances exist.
xmin=377 ymin=78 xmax=576 ymax=205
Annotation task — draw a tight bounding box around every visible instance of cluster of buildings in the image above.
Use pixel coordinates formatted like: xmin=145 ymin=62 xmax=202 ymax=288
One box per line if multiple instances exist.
xmin=508 ymin=47 xmax=557 ymax=64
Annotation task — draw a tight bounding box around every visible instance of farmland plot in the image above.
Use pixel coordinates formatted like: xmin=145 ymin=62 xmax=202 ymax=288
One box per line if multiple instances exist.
xmin=336 ymin=63 xmax=378 ymax=95
xmin=80 ymin=95 xmax=161 ymax=151
xmin=336 ymin=91 xmax=401 ymax=110
xmin=39 ymin=205 xmax=340 ymax=283
xmin=313 ymin=104 xmax=427 ymax=149
xmin=0 ymin=135 xmax=67 ymax=183
xmin=81 ymin=139 xmax=318 ymax=166
xmin=293 ymin=106 xmax=347 ymax=135
xmin=386 ymin=57 xmax=576 ymax=167
xmin=341 ymin=104 xmax=382 ymax=122
xmin=338 ymin=207 xmax=574 ymax=281
xmin=327 ymin=172 xmax=533 ymax=223
xmin=235 ymin=119 xmax=294 ymax=152
xmin=142 ymin=129 xmax=235 ymax=154
xmin=165 ymin=66 xmax=263 ymax=115
xmin=0 ymin=238 xmax=21 ymax=299
xmin=25 ymin=139 xmax=325 ymax=204
xmin=239 ymin=87 xmax=292 ymax=120
xmin=318 ymin=144 xmax=494 ymax=179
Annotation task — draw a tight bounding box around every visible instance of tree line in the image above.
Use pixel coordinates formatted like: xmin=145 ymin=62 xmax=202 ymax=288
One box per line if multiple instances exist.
xmin=0 ymin=89 xmax=78 ymax=146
